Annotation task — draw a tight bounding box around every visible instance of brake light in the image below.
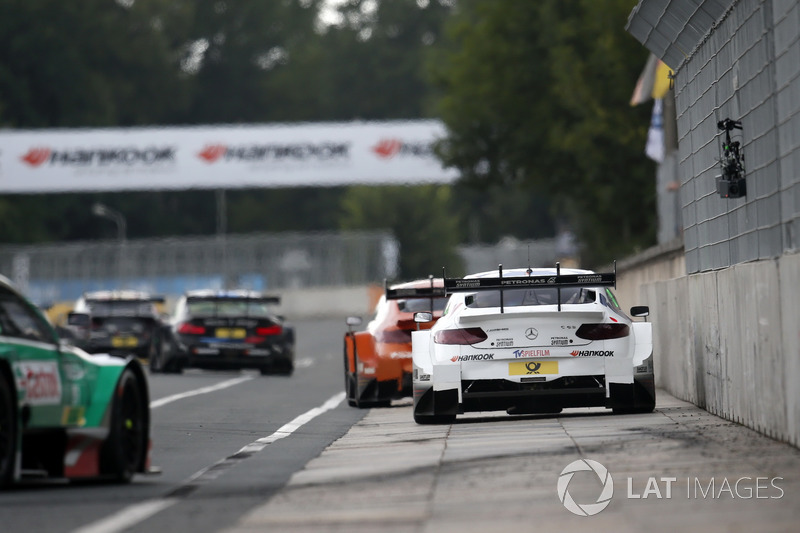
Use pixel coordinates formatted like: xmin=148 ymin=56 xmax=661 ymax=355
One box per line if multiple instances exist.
xmin=575 ymin=323 xmax=630 ymax=340
xmin=434 ymin=327 xmax=488 ymax=345
xmin=378 ymin=329 xmax=412 ymax=344
xmin=255 ymin=325 xmax=282 ymax=336
xmin=178 ymin=323 xmax=206 ymax=335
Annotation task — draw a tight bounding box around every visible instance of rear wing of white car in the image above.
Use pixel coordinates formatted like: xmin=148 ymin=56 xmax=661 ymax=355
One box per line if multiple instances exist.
xmin=442 ymin=262 xmax=616 ymax=313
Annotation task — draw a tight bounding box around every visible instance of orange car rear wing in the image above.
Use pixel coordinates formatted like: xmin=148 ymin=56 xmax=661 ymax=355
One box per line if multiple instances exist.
xmin=384 ymin=280 xmax=446 ymax=301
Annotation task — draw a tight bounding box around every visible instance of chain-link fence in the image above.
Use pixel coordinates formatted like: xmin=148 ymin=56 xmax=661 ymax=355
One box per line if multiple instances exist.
xmin=0 ymin=231 xmax=398 ymax=305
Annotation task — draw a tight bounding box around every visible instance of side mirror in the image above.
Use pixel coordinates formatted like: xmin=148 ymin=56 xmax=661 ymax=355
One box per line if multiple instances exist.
xmin=414 ymin=312 xmax=433 ymax=323
xmin=630 ymin=306 xmax=650 ymax=318
xmin=67 ymin=312 xmax=91 ymax=328
xmin=346 ymin=316 xmax=362 ymax=328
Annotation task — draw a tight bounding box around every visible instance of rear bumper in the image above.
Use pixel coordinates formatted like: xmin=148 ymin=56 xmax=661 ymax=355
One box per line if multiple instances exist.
xmin=175 ymin=343 xmax=293 ymax=370
xmin=415 ymin=373 xmax=655 ymax=415
xmin=83 ymin=342 xmax=151 ymax=359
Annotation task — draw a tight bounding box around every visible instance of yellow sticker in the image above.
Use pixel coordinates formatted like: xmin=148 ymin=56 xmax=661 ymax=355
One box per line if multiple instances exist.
xmin=61 ymin=406 xmax=86 ymax=426
xmin=217 ymin=328 xmax=246 ymax=339
xmin=112 ymin=336 xmax=138 ymax=347
xmin=508 ymin=360 xmax=558 ymax=376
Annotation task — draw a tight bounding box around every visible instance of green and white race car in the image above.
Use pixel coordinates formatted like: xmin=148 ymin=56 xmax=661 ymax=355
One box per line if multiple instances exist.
xmin=0 ymin=275 xmax=152 ymax=488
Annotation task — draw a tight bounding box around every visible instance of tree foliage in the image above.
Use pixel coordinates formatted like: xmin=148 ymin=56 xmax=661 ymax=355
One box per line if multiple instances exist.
xmin=0 ymin=0 xmax=192 ymax=128
xmin=314 ymin=0 xmax=454 ymax=120
xmin=178 ymin=0 xmax=325 ymax=123
xmin=0 ymin=0 xmax=658 ymax=274
xmin=338 ymin=185 xmax=463 ymax=279
xmin=432 ymin=0 xmax=655 ymax=265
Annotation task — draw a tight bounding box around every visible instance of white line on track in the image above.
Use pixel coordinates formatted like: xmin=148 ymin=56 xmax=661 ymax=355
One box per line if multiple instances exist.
xmin=149 ymin=376 xmax=254 ymax=409
xmin=72 ymin=391 xmax=345 ymax=533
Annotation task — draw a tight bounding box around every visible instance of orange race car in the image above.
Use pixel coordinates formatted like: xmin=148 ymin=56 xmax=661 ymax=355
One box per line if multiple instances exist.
xmin=344 ymin=278 xmax=447 ymax=408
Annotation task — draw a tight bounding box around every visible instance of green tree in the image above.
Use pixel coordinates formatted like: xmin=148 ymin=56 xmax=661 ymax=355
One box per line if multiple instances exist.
xmin=315 ymin=0 xmax=454 ymax=120
xmin=0 ymin=0 xmax=192 ymax=128
xmin=431 ymin=0 xmax=655 ymax=265
xmin=179 ymin=0 xmax=325 ymax=123
xmin=338 ymin=184 xmax=463 ymax=280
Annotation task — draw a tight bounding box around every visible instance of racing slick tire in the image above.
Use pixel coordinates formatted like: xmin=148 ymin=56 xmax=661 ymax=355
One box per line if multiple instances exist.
xmin=163 ymin=358 xmax=184 ymax=374
xmin=145 ymin=336 xmax=160 ymax=364
xmin=345 ymin=377 xmax=357 ymax=407
xmin=100 ymin=368 xmax=148 ymax=483
xmin=343 ymin=338 xmax=358 ymax=407
xmin=148 ymin=342 xmax=163 ymax=374
xmin=0 ymin=373 xmax=17 ymax=488
xmin=160 ymin=337 xmax=184 ymax=374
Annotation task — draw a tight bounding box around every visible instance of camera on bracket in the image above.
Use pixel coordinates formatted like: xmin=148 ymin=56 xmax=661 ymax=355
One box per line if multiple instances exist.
xmin=716 ymin=118 xmax=745 ymax=199
xmin=716 ymin=174 xmax=746 ymax=198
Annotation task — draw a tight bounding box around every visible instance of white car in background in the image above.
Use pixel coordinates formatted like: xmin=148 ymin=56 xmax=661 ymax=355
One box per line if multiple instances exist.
xmin=411 ymin=265 xmax=654 ymax=424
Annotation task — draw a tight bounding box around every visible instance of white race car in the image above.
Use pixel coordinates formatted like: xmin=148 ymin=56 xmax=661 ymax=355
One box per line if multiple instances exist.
xmin=411 ymin=265 xmax=654 ymax=424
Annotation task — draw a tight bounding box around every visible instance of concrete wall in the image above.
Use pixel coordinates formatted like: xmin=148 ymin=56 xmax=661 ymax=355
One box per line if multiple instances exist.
xmin=620 ymin=250 xmax=800 ymax=447
xmin=611 ymin=237 xmax=686 ymax=311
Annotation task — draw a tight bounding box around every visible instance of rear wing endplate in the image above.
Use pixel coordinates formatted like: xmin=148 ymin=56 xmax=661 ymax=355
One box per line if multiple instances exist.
xmin=442 ymin=262 xmax=616 ymax=313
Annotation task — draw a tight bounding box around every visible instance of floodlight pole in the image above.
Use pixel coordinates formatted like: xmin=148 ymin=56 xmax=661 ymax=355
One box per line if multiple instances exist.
xmin=92 ymin=203 xmax=127 ymax=287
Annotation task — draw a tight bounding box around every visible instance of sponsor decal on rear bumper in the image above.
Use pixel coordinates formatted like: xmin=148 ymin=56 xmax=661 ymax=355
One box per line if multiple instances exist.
xmin=513 ymin=349 xmax=551 ymax=358
xmin=450 ymin=353 xmax=494 ymax=362
xmin=509 ymin=361 xmax=558 ymax=375
xmin=571 ymin=350 xmax=614 ymax=357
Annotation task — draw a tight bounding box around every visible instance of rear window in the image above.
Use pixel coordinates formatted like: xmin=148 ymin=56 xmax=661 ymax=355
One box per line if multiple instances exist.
xmin=396 ymin=297 xmax=448 ymax=313
xmin=88 ymin=301 xmax=156 ymax=317
xmin=465 ymin=288 xmax=595 ymax=308
xmin=187 ymin=300 xmax=274 ymax=318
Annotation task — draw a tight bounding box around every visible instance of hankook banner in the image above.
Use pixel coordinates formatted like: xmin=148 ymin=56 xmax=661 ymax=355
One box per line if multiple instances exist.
xmin=0 ymin=120 xmax=458 ymax=193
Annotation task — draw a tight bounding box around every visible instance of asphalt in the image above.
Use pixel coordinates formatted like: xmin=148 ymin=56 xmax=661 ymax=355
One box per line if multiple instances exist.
xmin=221 ymin=390 xmax=800 ymax=533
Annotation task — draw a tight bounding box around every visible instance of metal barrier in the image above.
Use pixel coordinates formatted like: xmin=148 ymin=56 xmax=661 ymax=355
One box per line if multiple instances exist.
xmin=0 ymin=231 xmax=399 ymax=305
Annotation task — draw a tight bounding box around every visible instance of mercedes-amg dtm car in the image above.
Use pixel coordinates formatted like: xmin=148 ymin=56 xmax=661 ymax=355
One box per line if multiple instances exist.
xmin=344 ymin=278 xmax=447 ymax=408
xmin=66 ymin=290 xmax=166 ymax=360
xmin=156 ymin=290 xmax=295 ymax=375
xmin=411 ymin=265 xmax=654 ymax=424
xmin=0 ymin=276 xmax=152 ymax=487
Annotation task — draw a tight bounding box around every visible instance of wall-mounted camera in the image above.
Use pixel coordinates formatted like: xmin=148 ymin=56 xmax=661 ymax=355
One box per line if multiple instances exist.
xmin=716 ymin=118 xmax=745 ymax=199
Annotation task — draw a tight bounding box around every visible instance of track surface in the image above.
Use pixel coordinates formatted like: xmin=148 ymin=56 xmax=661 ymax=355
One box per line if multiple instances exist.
xmin=1 ymin=317 xmax=799 ymax=532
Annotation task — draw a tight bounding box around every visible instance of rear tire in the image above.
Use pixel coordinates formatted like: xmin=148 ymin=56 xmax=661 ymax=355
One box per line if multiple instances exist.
xmin=0 ymin=375 xmax=17 ymax=488
xmin=344 ymin=337 xmax=358 ymax=407
xmin=148 ymin=342 xmax=162 ymax=374
xmin=101 ymin=369 xmax=147 ymax=483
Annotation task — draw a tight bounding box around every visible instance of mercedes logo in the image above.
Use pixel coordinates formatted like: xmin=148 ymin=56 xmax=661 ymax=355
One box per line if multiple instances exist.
xmin=525 ymin=327 xmax=538 ymax=340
